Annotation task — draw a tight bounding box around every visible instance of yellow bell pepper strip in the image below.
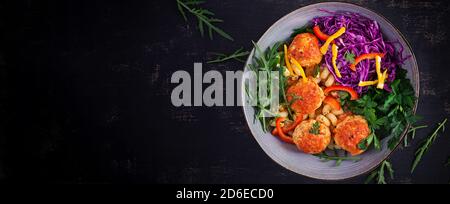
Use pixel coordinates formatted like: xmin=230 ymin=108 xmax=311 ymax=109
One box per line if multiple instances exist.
xmin=283 ymin=44 xmax=294 ymax=75
xmin=331 ymin=44 xmax=342 ymax=78
xmin=375 ymin=55 xmax=382 ymax=79
xmin=377 ymin=70 xmax=388 ymax=89
xmin=290 ymin=58 xmax=307 ymax=82
xmin=375 ymin=55 xmax=388 ymax=89
xmin=320 ymin=27 xmax=346 ymax=55
xmin=350 ymin=52 xmax=385 ymax=71
xmin=358 ymin=80 xmax=378 ymax=87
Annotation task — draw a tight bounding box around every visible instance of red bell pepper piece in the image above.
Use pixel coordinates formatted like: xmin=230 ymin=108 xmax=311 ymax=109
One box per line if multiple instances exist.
xmin=323 ymin=96 xmax=342 ymax=110
xmin=272 ymin=114 xmax=302 ymax=135
xmin=350 ymin=53 xmax=385 ymax=71
xmin=275 ymin=117 xmax=295 ymax=144
xmin=323 ymin=85 xmax=359 ymax=100
xmin=313 ymin=25 xmax=330 ymax=41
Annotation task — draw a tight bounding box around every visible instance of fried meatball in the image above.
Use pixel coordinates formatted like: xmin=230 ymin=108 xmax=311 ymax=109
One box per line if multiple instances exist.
xmin=286 ymin=78 xmax=324 ymax=114
xmin=292 ymin=119 xmax=331 ymax=154
xmin=288 ymin=33 xmax=323 ymax=68
xmin=333 ymin=115 xmax=371 ymax=156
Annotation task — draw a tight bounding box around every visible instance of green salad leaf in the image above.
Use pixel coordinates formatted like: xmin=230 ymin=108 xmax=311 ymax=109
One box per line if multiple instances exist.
xmin=346 ymin=68 xmax=417 ymax=150
xmin=365 ymin=160 xmax=394 ymax=184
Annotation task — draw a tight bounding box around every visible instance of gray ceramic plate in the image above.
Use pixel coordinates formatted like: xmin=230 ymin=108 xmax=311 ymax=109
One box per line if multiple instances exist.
xmin=241 ymin=2 xmax=419 ymax=180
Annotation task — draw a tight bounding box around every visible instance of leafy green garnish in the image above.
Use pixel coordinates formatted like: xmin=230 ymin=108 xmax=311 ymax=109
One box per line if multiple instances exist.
xmin=365 ymin=160 xmax=394 ymax=184
xmin=207 ymin=47 xmax=249 ymax=63
xmin=313 ymin=65 xmax=320 ymax=78
xmin=337 ymin=91 xmax=350 ymax=106
xmin=345 ymin=68 xmax=417 ymax=150
xmin=344 ymin=51 xmax=355 ymax=63
xmin=176 ymin=0 xmax=233 ymax=41
xmin=290 ymin=24 xmax=313 ymax=38
xmin=404 ymin=125 xmax=427 ymax=147
xmin=309 ymin=121 xmax=320 ymax=135
xmin=411 ymin=118 xmax=447 ymax=173
xmin=358 ymin=132 xmax=381 ymax=151
xmin=314 ymin=152 xmax=361 ymax=167
xmin=246 ymin=41 xmax=284 ymax=131
xmin=279 ymin=66 xmax=294 ymax=119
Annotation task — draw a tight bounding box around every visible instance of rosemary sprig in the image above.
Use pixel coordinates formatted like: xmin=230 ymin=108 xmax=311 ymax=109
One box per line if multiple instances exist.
xmin=411 ymin=118 xmax=447 ymax=173
xmin=313 ymin=152 xmax=361 ymax=167
xmin=176 ymin=0 xmax=233 ymax=41
xmin=207 ymin=47 xmax=249 ymax=63
xmin=403 ymin=125 xmax=427 ymax=147
xmin=365 ymin=160 xmax=394 ymax=184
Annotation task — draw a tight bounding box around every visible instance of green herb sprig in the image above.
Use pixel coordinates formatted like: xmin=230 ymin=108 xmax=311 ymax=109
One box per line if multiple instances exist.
xmin=312 ymin=65 xmax=320 ymax=78
xmin=403 ymin=125 xmax=427 ymax=147
xmin=246 ymin=41 xmax=284 ymax=131
xmin=290 ymin=25 xmax=313 ymax=38
xmin=346 ymin=68 xmax=418 ymax=151
xmin=207 ymin=47 xmax=249 ymax=63
xmin=411 ymin=118 xmax=447 ymax=173
xmin=176 ymin=0 xmax=233 ymax=41
xmin=365 ymin=160 xmax=394 ymax=184
xmin=309 ymin=121 xmax=320 ymax=135
xmin=313 ymin=152 xmax=361 ymax=167
xmin=344 ymin=51 xmax=355 ymax=63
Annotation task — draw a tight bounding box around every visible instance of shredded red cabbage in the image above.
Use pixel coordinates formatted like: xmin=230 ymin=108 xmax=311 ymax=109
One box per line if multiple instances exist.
xmin=312 ymin=10 xmax=409 ymax=94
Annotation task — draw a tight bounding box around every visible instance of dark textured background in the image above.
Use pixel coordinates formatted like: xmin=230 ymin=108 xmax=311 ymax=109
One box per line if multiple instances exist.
xmin=1 ymin=0 xmax=450 ymax=183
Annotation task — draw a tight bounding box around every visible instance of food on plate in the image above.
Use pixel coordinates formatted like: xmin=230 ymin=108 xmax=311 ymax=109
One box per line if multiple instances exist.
xmin=293 ymin=120 xmax=331 ymax=154
xmin=288 ymin=33 xmax=323 ymax=68
xmin=333 ymin=115 xmax=370 ymax=156
xmin=247 ymin=10 xmax=416 ymax=162
xmin=286 ymin=78 xmax=324 ymax=114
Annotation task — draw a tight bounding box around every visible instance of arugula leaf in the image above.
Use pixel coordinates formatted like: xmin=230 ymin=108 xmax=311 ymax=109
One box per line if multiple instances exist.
xmin=365 ymin=160 xmax=394 ymax=184
xmin=176 ymin=0 xmax=234 ymax=41
xmin=404 ymin=125 xmax=427 ymax=147
xmin=314 ymin=152 xmax=361 ymax=167
xmin=246 ymin=41 xmax=286 ymax=131
xmin=207 ymin=47 xmax=249 ymax=63
xmin=411 ymin=118 xmax=447 ymax=173
xmin=290 ymin=24 xmax=313 ymax=38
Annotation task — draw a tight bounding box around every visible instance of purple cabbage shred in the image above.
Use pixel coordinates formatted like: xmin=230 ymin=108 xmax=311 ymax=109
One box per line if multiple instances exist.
xmin=312 ymin=10 xmax=409 ymax=94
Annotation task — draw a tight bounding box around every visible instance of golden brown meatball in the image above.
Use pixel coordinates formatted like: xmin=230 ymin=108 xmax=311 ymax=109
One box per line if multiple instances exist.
xmin=292 ymin=119 xmax=331 ymax=154
xmin=288 ymin=33 xmax=323 ymax=68
xmin=286 ymin=78 xmax=324 ymax=114
xmin=333 ymin=115 xmax=371 ymax=156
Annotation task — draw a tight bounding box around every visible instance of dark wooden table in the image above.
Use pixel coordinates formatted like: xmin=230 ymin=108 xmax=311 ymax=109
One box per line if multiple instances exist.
xmin=1 ymin=0 xmax=450 ymax=183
